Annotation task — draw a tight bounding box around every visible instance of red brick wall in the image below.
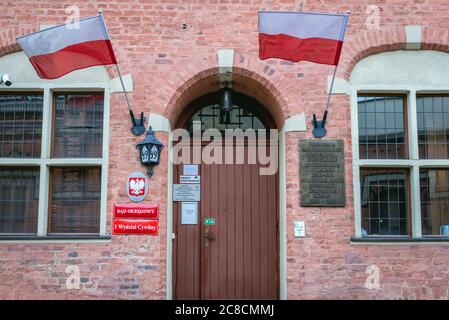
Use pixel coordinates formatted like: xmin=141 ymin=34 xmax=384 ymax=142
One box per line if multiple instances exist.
xmin=1 ymin=0 xmax=449 ymax=299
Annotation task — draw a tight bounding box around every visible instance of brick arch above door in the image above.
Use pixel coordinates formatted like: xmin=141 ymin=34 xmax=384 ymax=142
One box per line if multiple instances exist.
xmin=161 ymin=55 xmax=294 ymax=130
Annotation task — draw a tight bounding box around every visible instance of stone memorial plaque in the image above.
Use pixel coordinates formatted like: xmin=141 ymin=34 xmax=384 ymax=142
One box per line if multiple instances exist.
xmin=300 ymin=140 xmax=345 ymax=207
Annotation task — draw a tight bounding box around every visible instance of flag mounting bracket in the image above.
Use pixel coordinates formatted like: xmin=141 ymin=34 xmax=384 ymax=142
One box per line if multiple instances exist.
xmin=129 ymin=110 xmax=146 ymax=136
xmin=114 ymin=58 xmax=146 ymax=137
xmin=312 ymin=111 xmax=327 ymax=138
xmin=310 ymin=10 xmax=350 ymax=139
xmin=312 ymin=64 xmax=337 ymax=138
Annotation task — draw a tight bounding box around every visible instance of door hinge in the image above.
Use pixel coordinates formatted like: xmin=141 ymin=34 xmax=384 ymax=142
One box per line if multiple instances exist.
xmin=171 ymin=232 xmax=176 ymax=240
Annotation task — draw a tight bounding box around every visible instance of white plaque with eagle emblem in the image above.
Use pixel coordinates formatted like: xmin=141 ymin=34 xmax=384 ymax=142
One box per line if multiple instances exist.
xmin=126 ymin=171 xmax=149 ymax=202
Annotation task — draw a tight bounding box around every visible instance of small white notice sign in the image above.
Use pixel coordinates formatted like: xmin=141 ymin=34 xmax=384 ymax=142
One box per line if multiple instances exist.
xmin=173 ymin=184 xmax=200 ymax=201
xmin=294 ymin=221 xmax=305 ymax=237
xmin=181 ymin=202 xmax=198 ymax=225
xmin=183 ymin=164 xmax=199 ymax=176
xmin=180 ymin=175 xmax=200 ymax=184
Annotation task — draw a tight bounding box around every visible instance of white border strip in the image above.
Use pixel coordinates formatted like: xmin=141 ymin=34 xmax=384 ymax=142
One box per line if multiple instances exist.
xmin=100 ymin=87 xmax=111 ymax=236
xmin=279 ymin=126 xmax=287 ymax=300
xmin=166 ymin=129 xmax=174 ymax=300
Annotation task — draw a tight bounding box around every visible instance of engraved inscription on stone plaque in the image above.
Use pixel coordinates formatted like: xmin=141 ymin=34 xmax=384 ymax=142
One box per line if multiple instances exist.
xmin=300 ymin=140 xmax=345 ymax=207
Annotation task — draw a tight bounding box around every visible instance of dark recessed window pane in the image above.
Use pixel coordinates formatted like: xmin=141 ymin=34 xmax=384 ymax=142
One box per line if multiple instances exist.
xmin=187 ymin=105 xmax=267 ymax=135
xmin=53 ymin=94 xmax=104 ymax=158
xmin=0 ymin=94 xmax=43 ymax=158
xmin=0 ymin=168 xmax=39 ymax=234
xmin=184 ymin=92 xmax=268 ymax=136
xmin=360 ymin=168 xmax=409 ymax=236
xmin=358 ymin=96 xmax=406 ymax=159
xmin=417 ymin=96 xmax=449 ymax=159
xmin=420 ymin=169 xmax=449 ymax=236
xmin=49 ymin=167 xmax=101 ymax=234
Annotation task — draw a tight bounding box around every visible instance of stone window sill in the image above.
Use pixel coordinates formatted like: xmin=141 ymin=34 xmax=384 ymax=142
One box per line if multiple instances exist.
xmin=351 ymin=236 xmax=449 ymax=243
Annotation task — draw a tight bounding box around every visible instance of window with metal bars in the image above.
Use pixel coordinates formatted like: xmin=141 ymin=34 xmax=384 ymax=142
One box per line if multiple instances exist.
xmin=357 ymin=96 xmax=406 ymax=160
xmin=357 ymin=94 xmax=449 ymax=238
xmin=53 ymin=94 xmax=104 ymax=158
xmin=185 ymin=105 xmax=267 ymax=135
xmin=417 ymin=96 xmax=449 ymax=159
xmin=360 ymin=168 xmax=409 ymax=236
xmin=0 ymin=94 xmax=43 ymax=158
xmin=0 ymin=92 xmax=104 ymax=237
xmin=0 ymin=168 xmax=39 ymax=234
xmin=420 ymin=169 xmax=449 ymax=236
xmin=49 ymin=167 xmax=101 ymax=234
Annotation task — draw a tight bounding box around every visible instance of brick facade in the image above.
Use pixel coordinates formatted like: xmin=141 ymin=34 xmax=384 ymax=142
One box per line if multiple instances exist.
xmin=1 ymin=0 xmax=449 ymax=299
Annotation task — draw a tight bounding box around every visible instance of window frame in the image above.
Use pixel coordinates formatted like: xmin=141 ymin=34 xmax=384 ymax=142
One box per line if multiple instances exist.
xmin=0 ymin=166 xmax=41 ymax=235
xmin=357 ymin=93 xmax=409 ymax=160
xmin=359 ymin=167 xmax=412 ymax=237
xmin=0 ymin=92 xmax=45 ymax=159
xmin=0 ymin=86 xmax=110 ymax=239
xmin=352 ymin=87 xmax=449 ymax=240
xmin=415 ymin=94 xmax=449 ymax=160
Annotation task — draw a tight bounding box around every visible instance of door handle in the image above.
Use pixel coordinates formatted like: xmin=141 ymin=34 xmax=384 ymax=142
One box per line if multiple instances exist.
xmin=204 ymin=228 xmax=215 ymax=248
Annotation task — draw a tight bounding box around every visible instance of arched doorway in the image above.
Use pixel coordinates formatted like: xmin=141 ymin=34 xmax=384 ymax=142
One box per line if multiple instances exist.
xmin=172 ymin=90 xmax=279 ymax=300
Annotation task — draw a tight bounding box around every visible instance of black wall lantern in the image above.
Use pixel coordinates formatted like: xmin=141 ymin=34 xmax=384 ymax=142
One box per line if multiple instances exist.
xmin=136 ymin=126 xmax=164 ymax=177
xmin=219 ymin=84 xmax=233 ymax=124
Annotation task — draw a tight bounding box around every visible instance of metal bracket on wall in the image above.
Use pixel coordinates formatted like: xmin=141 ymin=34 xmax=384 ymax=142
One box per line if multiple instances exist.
xmin=130 ymin=110 xmax=146 ymax=136
xmin=312 ymin=111 xmax=328 ymax=138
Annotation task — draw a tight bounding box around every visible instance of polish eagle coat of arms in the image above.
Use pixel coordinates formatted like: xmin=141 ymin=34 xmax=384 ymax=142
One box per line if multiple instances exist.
xmin=126 ymin=171 xmax=148 ymax=202
xmin=129 ymin=178 xmax=145 ymax=196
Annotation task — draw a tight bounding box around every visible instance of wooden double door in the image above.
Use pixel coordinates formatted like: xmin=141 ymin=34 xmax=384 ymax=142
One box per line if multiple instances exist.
xmin=173 ymin=143 xmax=279 ymax=300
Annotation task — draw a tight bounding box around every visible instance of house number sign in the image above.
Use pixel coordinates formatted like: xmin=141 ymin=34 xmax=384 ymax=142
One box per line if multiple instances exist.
xmin=140 ymin=145 xmax=159 ymax=163
xmin=149 ymin=145 xmax=159 ymax=162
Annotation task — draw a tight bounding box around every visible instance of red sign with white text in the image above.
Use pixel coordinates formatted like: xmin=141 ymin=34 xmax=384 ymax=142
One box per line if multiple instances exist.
xmin=113 ymin=219 xmax=159 ymax=235
xmin=113 ymin=204 xmax=159 ymax=219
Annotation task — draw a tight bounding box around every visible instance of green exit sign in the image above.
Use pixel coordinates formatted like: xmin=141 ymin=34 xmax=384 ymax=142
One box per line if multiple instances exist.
xmin=204 ymin=218 xmax=216 ymax=225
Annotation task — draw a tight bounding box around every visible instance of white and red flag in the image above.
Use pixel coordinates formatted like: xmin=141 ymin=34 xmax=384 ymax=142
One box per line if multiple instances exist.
xmin=16 ymin=14 xmax=117 ymax=79
xmin=258 ymin=11 xmax=349 ymax=65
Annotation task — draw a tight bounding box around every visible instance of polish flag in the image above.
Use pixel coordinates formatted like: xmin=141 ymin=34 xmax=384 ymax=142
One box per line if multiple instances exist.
xmin=16 ymin=14 xmax=117 ymax=79
xmin=259 ymin=12 xmax=349 ymax=66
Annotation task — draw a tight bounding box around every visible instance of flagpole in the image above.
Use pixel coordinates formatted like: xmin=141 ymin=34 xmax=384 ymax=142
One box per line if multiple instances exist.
xmin=325 ymin=64 xmax=338 ymax=112
xmin=325 ymin=10 xmax=349 ymax=113
xmin=98 ymin=9 xmax=145 ymax=135
xmin=98 ymin=9 xmax=132 ymax=112
xmin=114 ymin=63 xmax=132 ymax=111
xmin=115 ymin=62 xmax=144 ymax=134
